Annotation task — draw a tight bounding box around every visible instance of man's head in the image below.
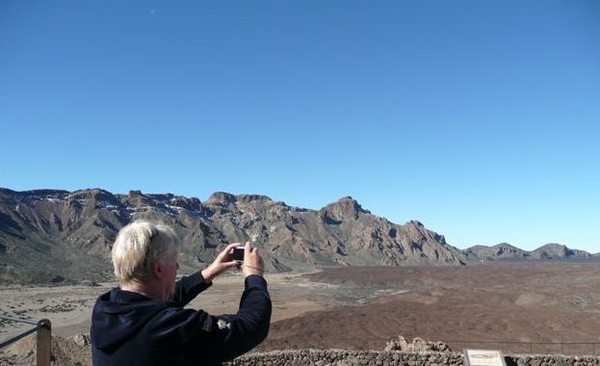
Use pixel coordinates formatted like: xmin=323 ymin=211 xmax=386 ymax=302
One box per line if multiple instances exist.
xmin=111 ymin=220 xmax=180 ymax=292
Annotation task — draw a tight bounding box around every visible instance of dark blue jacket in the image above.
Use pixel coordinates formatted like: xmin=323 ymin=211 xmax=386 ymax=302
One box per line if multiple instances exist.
xmin=90 ymin=272 xmax=271 ymax=366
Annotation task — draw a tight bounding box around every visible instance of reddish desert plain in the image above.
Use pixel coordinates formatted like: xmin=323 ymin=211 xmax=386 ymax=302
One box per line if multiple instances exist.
xmin=3 ymin=261 xmax=600 ymax=363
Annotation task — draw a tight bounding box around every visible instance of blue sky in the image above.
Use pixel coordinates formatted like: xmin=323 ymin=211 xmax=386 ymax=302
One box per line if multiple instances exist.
xmin=1 ymin=0 xmax=599 ymax=253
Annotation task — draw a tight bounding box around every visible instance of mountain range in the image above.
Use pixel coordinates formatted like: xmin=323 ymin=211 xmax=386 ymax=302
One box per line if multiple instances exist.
xmin=0 ymin=188 xmax=596 ymax=285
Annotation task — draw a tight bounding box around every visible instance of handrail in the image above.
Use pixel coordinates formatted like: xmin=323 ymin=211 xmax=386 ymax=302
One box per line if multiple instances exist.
xmin=0 ymin=315 xmax=51 ymax=366
xmin=0 ymin=315 xmax=39 ymax=326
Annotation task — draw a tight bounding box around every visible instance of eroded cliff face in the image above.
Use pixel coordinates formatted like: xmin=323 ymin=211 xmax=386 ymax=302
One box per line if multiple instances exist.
xmin=0 ymin=188 xmax=464 ymax=284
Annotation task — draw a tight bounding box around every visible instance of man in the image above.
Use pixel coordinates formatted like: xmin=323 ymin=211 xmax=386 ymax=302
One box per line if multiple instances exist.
xmin=90 ymin=220 xmax=272 ymax=365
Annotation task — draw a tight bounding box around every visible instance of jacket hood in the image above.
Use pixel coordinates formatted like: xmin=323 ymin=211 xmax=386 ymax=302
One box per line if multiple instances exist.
xmin=91 ymin=288 xmax=172 ymax=351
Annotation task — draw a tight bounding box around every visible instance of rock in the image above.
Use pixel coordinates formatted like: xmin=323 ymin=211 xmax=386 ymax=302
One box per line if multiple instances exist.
xmin=384 ymin=335 xmax=451 ymax=352
xmin=69 ymin=333 xmax=90 ymax=347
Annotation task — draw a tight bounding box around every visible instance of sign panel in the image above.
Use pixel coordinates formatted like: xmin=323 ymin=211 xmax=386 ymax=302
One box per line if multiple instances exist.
xmin=463 ymin=349 xmax=507 ymax=366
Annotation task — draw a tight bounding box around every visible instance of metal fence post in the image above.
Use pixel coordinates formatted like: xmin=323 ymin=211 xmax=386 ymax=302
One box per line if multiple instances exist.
xmin=36 ymin=319 xmax=51 ymax=366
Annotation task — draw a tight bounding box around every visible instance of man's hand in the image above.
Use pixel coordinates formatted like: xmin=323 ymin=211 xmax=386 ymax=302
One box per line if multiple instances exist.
xmin=241 ymin=242 xmax=264 ymax=278
xmin=201 ymin=243 xmax=240 ymax=283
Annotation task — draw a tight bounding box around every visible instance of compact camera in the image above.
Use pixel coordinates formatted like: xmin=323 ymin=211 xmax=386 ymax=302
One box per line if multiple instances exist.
xmin=233 ymin=246 xmax=245 ymax=262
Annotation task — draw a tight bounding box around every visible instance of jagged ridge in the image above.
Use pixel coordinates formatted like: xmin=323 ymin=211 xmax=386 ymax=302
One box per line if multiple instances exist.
xmin=0 ymin=188 xmax=595 ymax=284
xmin=0 ymin=188 xmax=463 ymax=284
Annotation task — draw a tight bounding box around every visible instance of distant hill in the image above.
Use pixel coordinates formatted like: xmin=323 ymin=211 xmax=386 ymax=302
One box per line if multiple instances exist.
xmin=0 ymin=188 xmax=596 ymax=284
xmin=464 ymin=242 xmax=594 ymax=262
xmin=531 ymin=243 xmax=593 ymax=260
xmin=463 ymin=243 xmax=531 ymax=261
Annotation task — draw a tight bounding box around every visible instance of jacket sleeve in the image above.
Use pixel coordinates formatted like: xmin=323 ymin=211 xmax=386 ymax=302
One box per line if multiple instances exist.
xmin=169 ymin=271 xmax=212 ymax=306
xmin=175 ymin=274 xmax=272 ymax=364
xmin=212 ymin=275 xmax=272 ymax=361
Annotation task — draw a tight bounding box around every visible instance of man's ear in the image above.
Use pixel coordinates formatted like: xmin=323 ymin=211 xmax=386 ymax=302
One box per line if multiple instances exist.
xmin=150 ymin=260 xmax=164 ymax=279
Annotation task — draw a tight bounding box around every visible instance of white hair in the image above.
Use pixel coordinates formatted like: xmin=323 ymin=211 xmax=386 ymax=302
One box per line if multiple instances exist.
xmin=111 ymin=220 xmax=180 ymax=285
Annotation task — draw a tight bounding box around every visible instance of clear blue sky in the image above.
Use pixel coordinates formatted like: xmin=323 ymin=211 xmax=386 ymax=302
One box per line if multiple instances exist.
xmin=1 ymin=1 xmax=599 ymax=253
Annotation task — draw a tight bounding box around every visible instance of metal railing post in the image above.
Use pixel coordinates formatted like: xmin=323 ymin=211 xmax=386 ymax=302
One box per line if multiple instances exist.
xmin=36 ymin=319 xmax=51 ymax=366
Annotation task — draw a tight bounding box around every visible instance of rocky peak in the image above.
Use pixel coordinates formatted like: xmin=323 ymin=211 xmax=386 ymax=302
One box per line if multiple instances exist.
xmin=493 ymin=243 xmax=523 ymax=255
xmin=402 ymin=220 xmax=447 ymax=246
xmin=236 ymin=194 xmax=274 ymax=205
xmin=206 ymin=192 xmax=237 ymax=207
xmin=169 ymin=196 xmax=203 ymax=212
xmin=122 ymin=190 xmax=155 ymax=207
xmin=319 ymin=196 xmax=369 ymax=222
xmin=67 ymin=189 xmax=120 ymax=206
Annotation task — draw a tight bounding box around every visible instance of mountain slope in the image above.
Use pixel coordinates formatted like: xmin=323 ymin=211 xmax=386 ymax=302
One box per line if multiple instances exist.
xmin=0 ymin=188 xmax=464 ymax=284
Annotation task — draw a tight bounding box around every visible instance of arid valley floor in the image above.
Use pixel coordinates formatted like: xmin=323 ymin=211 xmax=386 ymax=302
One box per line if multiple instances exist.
xmin=3 ymin=262 xmax=600 ymax=364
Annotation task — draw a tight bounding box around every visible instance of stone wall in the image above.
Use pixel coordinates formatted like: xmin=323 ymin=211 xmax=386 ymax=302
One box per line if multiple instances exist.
xmin=224 ymin=349 xmax=600 ymax=366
